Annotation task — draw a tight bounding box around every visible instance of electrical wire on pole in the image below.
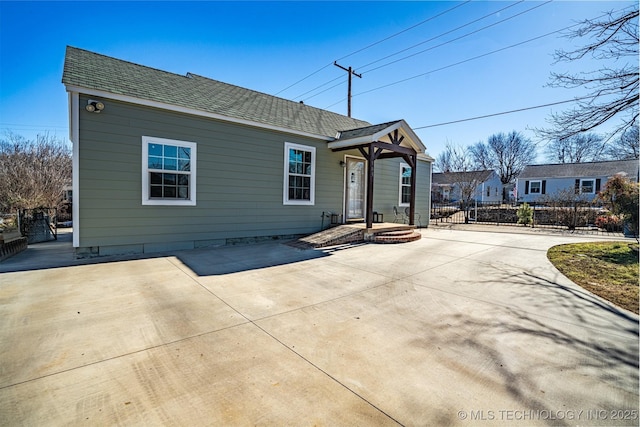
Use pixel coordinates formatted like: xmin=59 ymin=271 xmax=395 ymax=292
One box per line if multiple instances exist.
xmin=333 ymin=62 xmax=362 ymax=117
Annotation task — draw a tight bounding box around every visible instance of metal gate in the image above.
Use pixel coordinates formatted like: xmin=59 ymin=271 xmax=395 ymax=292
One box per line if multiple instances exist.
xmin=19 ymin=208 xmax=58 ymax=243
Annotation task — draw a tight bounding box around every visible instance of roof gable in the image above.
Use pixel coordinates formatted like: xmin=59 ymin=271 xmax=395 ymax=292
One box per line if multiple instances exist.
xmin=519 ymin=160 xmax=639 ymax=180
xmin=328 ymin=120 xmax=426 ymax=154
xmin=62 ymin=46 xmax=371 ymax=139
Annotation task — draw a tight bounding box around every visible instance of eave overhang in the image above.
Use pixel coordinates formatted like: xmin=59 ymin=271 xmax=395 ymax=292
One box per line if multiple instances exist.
xmin=328 ymin=119 xmax=426 ymax=155
xmin=64 ymin=84 xmax=335 ymax=142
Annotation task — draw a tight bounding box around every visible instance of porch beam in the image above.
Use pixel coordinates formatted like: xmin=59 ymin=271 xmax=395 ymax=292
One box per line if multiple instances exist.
xmin=371 ymin=141 xmax=416 ymax=157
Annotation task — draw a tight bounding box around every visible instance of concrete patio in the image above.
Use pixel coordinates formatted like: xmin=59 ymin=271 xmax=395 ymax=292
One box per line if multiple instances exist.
xmin=0 ymin=228 xmax=637 ymax=426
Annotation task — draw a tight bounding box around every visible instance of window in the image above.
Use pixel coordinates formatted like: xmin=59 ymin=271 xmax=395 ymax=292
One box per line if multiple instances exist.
xmin=399 ymin=163 xmax=412 ymax=206
xmin=283 ymin=142 xmax=315 ymax=205
xmin=580 ymin=179 xmax=595 ymax=194
xmin=142 ymin=136 xmax=196 ymax=206
xmin=529 ymin=180 xmax=542 ymax=194
xmin=486 ymin=186 xmax=491 ymax=197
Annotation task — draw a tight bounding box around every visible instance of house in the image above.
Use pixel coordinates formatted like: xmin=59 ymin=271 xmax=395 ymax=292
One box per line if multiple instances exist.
xmin=431 ymin=170 xmax=502 ymax=203
xmin=516 ymin=159 xmax=639 ymax=203
xmin=62 ymin=47 xmax=432 ymax=256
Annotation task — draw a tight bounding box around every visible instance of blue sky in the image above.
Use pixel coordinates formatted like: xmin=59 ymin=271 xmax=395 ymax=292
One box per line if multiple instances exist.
xmin=0 ymin=1 xmax=634 ymax=160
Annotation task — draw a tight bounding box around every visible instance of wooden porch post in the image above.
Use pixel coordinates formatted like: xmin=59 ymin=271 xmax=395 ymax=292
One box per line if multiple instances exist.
xmin=366 ymin=144 xmax=375 ymax=229
xmin=409 ymin=154 xmax=417 ymax=226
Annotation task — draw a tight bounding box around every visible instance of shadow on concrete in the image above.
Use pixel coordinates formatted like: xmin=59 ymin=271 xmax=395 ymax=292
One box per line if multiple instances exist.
xmin=0 ymin=229 xmax=163 ymax=273
xmin=409 ymin=265 xmax=639 ymax=425
xmin=174 ymin=242 xmax=332 ymax=276
xmin=0 ymin=228 xmax=345 ymax=276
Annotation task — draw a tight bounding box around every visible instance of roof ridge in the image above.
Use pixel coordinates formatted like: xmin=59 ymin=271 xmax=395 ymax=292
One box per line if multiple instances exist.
xmin=186 ymin=72 xmax=370 ymax=123
xmin=338 ymin=120 xmax=402 ymax=132
xmin=526 ymin=158 xmax=638 ymax=168
xmin=63 ymin=46 xmax=373 ymax=137
xmin=65 ymin=46 xmax=193 ymax=82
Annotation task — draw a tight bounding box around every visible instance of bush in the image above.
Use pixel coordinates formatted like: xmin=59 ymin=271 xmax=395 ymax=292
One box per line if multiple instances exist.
xmin=595 ymin=214 xmax=623 ymax=232
xmin=517 ymin=203 xmax=533 ymax=226
xmin=598 ymin=174 xmax=639 ymax=237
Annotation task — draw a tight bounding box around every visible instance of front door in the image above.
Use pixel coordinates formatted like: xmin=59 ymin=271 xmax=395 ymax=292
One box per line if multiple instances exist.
xmin=345 ymin=158 xmax=366 ymax=221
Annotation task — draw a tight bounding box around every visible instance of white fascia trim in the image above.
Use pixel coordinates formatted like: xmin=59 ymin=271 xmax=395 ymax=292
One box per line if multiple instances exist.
xmin=328 ymin=120 xmax=427 ymax=153
xmin=64 ymin=85 xmax=333 ymax=141
xmin=69 ymin=91 xmax=80 ymax=248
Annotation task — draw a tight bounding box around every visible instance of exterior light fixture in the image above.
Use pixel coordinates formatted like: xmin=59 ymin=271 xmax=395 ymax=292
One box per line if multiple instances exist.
xmin=86 ymin=100 xmax=105 ymax=113
xmin=339 ymin=160 xmax=346 ymax=168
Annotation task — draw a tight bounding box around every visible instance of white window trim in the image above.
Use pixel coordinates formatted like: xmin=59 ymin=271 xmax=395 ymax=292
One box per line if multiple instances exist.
xmin=283 ymin=142 xmax=316 ymax=205
xmin=399 ymin=162 xmax=411 ymax=207
xmin=529 ymin=180 xmax=542 ymax=194
xmin=142 ymin=136 xmax=197 ymax=206
xmin=580 ymin=178 xmax=595 ymax=194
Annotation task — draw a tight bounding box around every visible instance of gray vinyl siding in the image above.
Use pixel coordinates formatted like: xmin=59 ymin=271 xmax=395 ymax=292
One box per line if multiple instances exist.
xmin=78 ymin=96 xmax=337 ymax=252
xmin=477 ymin=173 xmax=503 ymax=203
xmin=77 ymin=96 xmax=431 ymax=254
xmin=370 ymin=158 xmax=431 ymax=226
xmin=517 ymin=176 xmax=607 ymax=203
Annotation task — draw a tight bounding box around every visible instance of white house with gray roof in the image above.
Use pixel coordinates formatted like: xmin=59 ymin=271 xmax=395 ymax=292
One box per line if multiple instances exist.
xmin=431 ymin=170 xmax=502 ymax=203
xmin=62 ymin=46 xmax=432 ymax=256
xmin=516 ymin=159 xmax=639 ymax=203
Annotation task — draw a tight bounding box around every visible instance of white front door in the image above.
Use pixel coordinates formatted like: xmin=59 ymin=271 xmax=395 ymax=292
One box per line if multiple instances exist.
xmin=345 ymin=158 xmax=366 ymax=221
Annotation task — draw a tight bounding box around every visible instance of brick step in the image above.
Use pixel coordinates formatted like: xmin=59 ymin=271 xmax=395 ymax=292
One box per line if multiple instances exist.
xmin=375 ymin=229 xmax=416 ymax=237
xmin=373 ymin=231 xmax=422 ymax=244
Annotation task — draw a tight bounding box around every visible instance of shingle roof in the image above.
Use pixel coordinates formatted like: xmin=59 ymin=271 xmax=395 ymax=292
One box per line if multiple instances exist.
xmin=432 ymin=170 xmax=495 ymax=185
xmin=62 ymin=46 xmax=371 ymax=138
xmin=519 ymin=160 xmax=639 ymax=180
xmin=336 ymin=121 xmax=402 ymax=140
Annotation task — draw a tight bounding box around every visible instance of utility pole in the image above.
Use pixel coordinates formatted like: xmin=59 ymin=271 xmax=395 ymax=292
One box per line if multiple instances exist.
xmin=334 ymin=61 xmax=362 ymax=117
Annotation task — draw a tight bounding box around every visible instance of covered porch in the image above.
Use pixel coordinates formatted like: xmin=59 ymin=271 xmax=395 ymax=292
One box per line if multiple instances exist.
xmin=328 ymin=120 xmax=427 ymax=230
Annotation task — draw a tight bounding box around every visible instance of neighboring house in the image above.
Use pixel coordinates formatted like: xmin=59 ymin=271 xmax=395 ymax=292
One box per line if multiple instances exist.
xmin=516 ymin=159 xmax=639 ymax=203
xmin=62 ymin=47 xmax=432 ymax=256
xmin=431 ymin=170 xmax=502 ymax=203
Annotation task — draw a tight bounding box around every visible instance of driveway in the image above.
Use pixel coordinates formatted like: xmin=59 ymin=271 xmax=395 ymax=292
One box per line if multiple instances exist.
xmin=0 ymin=228 xmax=637 ymax=426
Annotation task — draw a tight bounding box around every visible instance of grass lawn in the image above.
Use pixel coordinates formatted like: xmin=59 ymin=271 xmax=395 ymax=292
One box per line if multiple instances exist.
xmin=548 ymin=241 xmax=639 ymax=314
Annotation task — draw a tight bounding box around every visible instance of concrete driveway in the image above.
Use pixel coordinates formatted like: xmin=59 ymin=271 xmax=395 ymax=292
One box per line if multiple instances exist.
xmin=0 ymin=228 xmax=638 ymax=426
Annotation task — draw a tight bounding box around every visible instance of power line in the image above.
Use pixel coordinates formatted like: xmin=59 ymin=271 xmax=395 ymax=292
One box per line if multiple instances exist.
xmin=275 ymin=1 xmax=471 ymax=96
xmin=335 ymin=0 xmax=472 ymax=63
xmin=274 ymin=62 xmax=334 ymax=96
xmin=361 ymin=0 xmax=551 ymax=74
xmin=333 ymin=62 xmax=362 ymax=117
xmin=356 ymin=0 xmax=526 ymax=73
xmin=325 ymin=23 xmax=580 ymax=109
xmin=304 ymin=0 xmax=548 ymax=104
xmin=413 ymin=95 xmax=594 ymax=130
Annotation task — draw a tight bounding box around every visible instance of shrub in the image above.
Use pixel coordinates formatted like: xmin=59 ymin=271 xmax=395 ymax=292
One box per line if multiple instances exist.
xmin=517 ymin=203 xmax=533 ymax=226
xmin=595 ymin=214 xmax=623 ymax=232
xmin=598 ymin=174 xmax=639 ymax=237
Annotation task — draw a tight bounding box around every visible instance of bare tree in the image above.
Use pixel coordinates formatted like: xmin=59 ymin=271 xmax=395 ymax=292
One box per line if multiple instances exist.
xmin=604 ymin=124 xmax=639 ymax=159
xmin=545 ymin=133 xmax=605 ymax=163
xmin=436 ymin=143 xmax=487 ymax=223
xmin=470 ymin=131 xmax=537 ymax=201
xmin=536 ymin=6 xmax=639 ymax=142
xmin=0 ymin=132 xmax=72 ymax=211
